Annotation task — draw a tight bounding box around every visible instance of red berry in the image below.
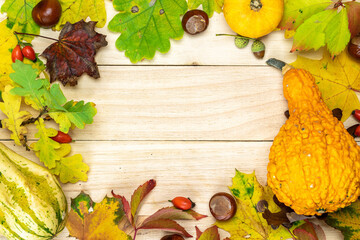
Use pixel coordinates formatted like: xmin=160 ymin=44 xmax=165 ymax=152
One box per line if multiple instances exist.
xmin=170 ymin=197 xmax=195 ymax=210
xmin=51 ymin=131 xmax=72 ymax=143
xmin=22 ymin=46 xmax=36 ymax=61
xmin=353 ymin=109 xmax=360 ymax=122
xmin=11 ymin=45 xmax=23 ymax=63
xmin=355 ymin=125 xmax=360 ymax=137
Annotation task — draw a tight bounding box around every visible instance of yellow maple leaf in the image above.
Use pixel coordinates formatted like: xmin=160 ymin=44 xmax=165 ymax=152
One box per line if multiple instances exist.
xmin=216 ymin=170 xmax=294 ymax=239
xmin=0 ymin=20 xmax=18 ymax=91
xmin=0 ymin=85 xmax=32 ymax=146
xmin=67 ymin=192 xmax=131 ymax=240
xmin=291 ymin=51 xmax=360 ymax=121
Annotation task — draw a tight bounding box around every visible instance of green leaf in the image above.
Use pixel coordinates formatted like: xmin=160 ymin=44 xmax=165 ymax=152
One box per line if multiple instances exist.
xmin=108 ymin=0 xmax=188 ymax=63
xmin=31 ymin=118 xmax=61 ymax=169
xmin=187 ymin=0 xmax=223 ymax=17
xmin=1 ymin=0 xmax=41 ymax=42
xmin=49 ymin=144 xmax=89 ymax=183
xmin=326 ymin=200 xmax=360 ymax=240
xmin=279 ymin=0 xmax=331 ymax=30
xmin=54 ymin=0 xmax=107 ymax=31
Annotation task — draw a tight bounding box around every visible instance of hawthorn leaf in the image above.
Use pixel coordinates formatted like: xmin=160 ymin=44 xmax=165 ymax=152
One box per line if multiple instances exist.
xmin=131 ymin=179 xmax=156 ymax=223
xmin=195 ymin=226 xmax=220 ymax=240
xmin=1 ymin=0 xmax=40 ymax=42
xmin=41 ymin=20 xmax=108 ymax=86
xmin=140 ymin=207 xmax=207 ymax=226
xmin=346 ymin=1 xmax=360 ymax=38
xmin=49 ymin=144 xmax=89 ymax=183
xmin=279 ymin=0 xmax=331 ymax=31
xmin=108 ymin=0 xmax=188 ymax=63
xmin=325 ymin=200 xmax=360 ymax=240
xmin=54 ymin=0 xmax=106 ymax=31
xmin=291 ymin=50 xmax=360 ymax=121
xmin=138 ymin=219 xmax=192 ymax=237
xmin=31 ymin=118 xmax=61 ymax=168
xmin=67 ymin=192 xmax=132 ymax=240
xmin=0 ymin=85 xmax=31 ymax=146
xmin=215 ymin=170 xmax=294 ymax=239
xmin=187 ymin=0 xmax=224 ymax=17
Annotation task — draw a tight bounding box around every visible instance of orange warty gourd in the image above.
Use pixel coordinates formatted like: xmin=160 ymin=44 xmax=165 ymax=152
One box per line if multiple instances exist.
xmin=223 ymin=0 xmax=284 ymax=38
xmin=267 ymin=59 xmax=360 ymax=216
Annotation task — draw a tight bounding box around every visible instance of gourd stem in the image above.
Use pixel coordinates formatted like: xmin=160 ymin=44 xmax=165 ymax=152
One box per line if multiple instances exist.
xmin=266 ymin=58 xmax=293 ymax=75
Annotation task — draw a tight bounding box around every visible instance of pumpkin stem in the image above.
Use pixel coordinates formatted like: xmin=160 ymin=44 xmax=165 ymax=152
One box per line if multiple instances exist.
xmin=266 ymin=58 xmax=294 ymax=75
xmin=250 ymin=0 xmax=263 ymax=11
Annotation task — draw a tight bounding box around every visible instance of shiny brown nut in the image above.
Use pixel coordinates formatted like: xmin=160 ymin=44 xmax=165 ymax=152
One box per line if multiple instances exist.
xmin=182 ymin=10 xmax=209 ymax=35
xmin=348 ymin=37 xmax=360 ymax=60
xmin=32 ymin=0 xmax=62 ymax=28
xmin=160 ymin=234 xmax=185 ymax=240
xmin=209 ymin=192 xmax=237 ymax=221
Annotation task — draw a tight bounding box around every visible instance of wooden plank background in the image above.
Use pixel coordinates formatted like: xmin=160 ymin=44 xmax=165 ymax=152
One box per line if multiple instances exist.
xmin=0 ymin=0 xmax=353 ymax=239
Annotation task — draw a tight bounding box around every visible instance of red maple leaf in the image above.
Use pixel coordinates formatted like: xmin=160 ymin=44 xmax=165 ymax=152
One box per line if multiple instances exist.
xmin=41 ymin=20 xmax=108 ymax=86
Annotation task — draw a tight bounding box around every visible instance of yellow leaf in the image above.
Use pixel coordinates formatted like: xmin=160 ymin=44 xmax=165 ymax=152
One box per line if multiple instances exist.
xmin=216 ymin=170 xmax=293 ymax=239
xmin=291 ymin=50 xmax=360 ymax=121
xmin=0 ymin=85 xmax=31 ymax=146
xmin=67 ymin=192 xmax=131 ymax=240
xmin=0 ymin=20 xmax=17 ymax=91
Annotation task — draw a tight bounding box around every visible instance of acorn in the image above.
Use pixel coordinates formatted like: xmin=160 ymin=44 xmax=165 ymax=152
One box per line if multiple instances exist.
xmin=234 ymin=36 xmax=249 ymax=49
xmin=251 ymin=40 xmax=265 ymax=59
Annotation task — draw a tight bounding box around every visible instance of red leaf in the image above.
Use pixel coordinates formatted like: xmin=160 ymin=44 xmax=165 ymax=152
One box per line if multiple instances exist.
xmin=138 ymin=219 xmax=192 ymax=238
xmin=195 ymin=226 xmax=220 ymax=240
xmin=111 ymin=190 xmax=133 ymax=226
xmin=141 ymin=207 xmax=206 ymax=227
xmin=41 ymin=20 xmax=108 ymax=86
xmin=294 ymin=220 xmax=326 ymax=240
xmin=131 ymin=179 xmax=156 ymax=222
xmin=293 ymin=229 xmax=318 ymax=240
xmin=346 ymin=2 xmax=360 ymax=38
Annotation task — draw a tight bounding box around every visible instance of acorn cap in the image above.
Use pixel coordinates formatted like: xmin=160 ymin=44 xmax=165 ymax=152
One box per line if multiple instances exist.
xmin=251 ymin=40 xmax=265 ymax=59
xmin=234 ymin=36 xmax=249 ymax=49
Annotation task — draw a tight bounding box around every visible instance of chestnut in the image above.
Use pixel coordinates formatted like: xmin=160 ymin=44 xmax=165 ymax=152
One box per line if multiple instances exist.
xmin=182 ymin=9 xmax=209 ymax=35
xmin=32 ymin=0 xmax=62 ymax=28
xmin=160 ymin=234 xmax=184 ymax=240
xmin=348 ymin=36 xmax=360 ymax=60
xmin=209 ymin=192 xmax=237 ymax=221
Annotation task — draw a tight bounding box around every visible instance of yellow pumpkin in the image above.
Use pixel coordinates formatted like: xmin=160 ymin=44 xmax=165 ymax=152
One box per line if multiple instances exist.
xmin=223 ymin=0 xmax=284 ymax=38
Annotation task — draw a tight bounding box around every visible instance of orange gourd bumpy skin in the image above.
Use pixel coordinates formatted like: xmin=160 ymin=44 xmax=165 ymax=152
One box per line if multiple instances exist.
xmin=267 ymin=69 xmax=360 ymax=216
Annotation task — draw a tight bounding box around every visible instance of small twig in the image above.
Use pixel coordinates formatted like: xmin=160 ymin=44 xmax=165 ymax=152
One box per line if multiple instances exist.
xmin=14 ymin=31 xmax=58 ymax=42
xmin=21 ymin=107 xmax=48 ymax=126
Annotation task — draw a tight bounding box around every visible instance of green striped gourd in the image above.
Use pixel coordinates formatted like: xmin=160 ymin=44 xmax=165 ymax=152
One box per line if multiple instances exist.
xmin=0 ymin=143 xmax=67 ymax=240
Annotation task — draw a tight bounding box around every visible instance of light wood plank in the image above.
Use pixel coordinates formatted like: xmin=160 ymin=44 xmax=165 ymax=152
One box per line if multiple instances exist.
xmin=1 ymin=141 xmax=343 ymax=240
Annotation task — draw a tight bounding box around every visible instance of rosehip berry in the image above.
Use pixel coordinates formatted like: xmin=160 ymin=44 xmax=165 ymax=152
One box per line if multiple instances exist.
xmin=11 ymin=45 xmax=23 ymax=63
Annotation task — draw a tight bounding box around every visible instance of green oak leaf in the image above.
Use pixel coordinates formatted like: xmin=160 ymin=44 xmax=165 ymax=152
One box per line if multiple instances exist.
xmin=187 ymin=0 xmax=223 ymax=17
xmin=291 ymin=8 xmax=351 ymax=57
xmin=326 ymin=200 xmax=360 ymax=240
xmin=108 ymin=0 xmax=188 ymax=63
xmin=31 ymin=118 xmax=61 ymax=169
xmin=10 ymin=61 xmax=97 ymax=133
xmin=279 ymin=0 xmax=332 ymax=30
xmin=1 ymin=0 xmax=41 ymax=42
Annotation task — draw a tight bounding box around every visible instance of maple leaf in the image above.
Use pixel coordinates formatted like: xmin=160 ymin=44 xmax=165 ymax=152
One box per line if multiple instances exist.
xmin=0 ymin=85 xmax=32 ymax=146
xmin=326 ymin=200 xmax=360 ymax=240
xmin=41 ymin=20 xmax=108 ymax=86
xmin=10 ymin=61 xmax=97 ymax=133
xmin=195 ymin=226 xmax=220 ymax=240
xmin=1 ymin=0 xmax=41 ymax=42
xmin=291 ymin=50 xmax=360 ymax=121
xmin=49 ymin=144 xmax=89 ymax=183
xmin=215 ymin=170 xmax=294 ymax=239
xmin=31 ymin=118 xmax=61 ymax=168
xmin=54 ymin=0 xmax=106 ymax=31
xmin=280 ymin=0 xmax=353 ymax=57
xmin=187 ymin=0 xmax=224 ymax=17
xmin=108 ymin=0 xmax=188 ymax=63
xmin=66 ymin=192 xmax=132 ymax=240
